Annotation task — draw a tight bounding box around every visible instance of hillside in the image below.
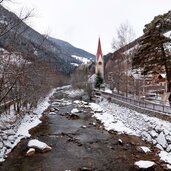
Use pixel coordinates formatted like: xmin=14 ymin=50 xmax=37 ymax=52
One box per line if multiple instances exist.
xmin=0 ymin=5 xmax=94 ymax=75
xmin=49 ymin=37 xmax=95 ymax=63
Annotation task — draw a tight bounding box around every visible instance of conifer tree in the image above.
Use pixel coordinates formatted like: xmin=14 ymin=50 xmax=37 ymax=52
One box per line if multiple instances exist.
xmin=132 ymin=11 xmax=171 ymax=91
xmin=95 ymin=71 xmax=103 ymax=89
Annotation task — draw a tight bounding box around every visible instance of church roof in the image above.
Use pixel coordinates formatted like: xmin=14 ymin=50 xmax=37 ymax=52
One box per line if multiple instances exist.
xmin=96 ymin=37 xmax=103 ymax=61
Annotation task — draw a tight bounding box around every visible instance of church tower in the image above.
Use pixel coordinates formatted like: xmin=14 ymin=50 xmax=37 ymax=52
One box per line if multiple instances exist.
xmin=95 ymin=37 xmax=104 ymax=79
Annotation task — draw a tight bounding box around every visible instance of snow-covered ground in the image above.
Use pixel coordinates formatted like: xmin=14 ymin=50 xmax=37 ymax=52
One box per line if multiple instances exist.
xmin=71 ymin=55 xmax=92 ymax=64
xmin=65 ymin=88 xmax=84 ymax=98
xmin=89 ymin=98 xmax=171 ymax=165
xmin=0 ymin=89 xmax=55 ymax=162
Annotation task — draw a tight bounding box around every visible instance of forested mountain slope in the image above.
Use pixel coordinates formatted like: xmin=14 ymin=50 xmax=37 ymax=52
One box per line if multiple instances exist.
xmin=0 ymin=5 xmax=94 ymax=74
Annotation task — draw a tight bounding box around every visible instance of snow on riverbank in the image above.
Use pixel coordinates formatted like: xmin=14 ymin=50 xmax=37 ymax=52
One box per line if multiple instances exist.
xmin=0 ymin=89 xmax=55 ymax=162
xmin=89 ymin=98 xmax=171 ymax=165
xmin=17 ymin=89 xmax=55 ymax=137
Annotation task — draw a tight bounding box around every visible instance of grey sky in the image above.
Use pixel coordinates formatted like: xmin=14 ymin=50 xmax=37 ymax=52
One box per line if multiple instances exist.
xmin=5 ymin=0 xmax=171 ymax=54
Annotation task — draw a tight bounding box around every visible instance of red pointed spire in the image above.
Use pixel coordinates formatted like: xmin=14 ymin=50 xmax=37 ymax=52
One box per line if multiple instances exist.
xmin=96 ymin=37 xmax=103 ymax=61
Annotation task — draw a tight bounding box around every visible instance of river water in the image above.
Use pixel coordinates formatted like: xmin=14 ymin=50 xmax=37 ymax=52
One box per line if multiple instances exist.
xmin=0 ymin=88 xmax=164 ymax=171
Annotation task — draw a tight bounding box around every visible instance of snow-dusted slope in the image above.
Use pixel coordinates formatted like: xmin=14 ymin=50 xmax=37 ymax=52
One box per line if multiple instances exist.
xmin=49 ymin=37 xmax=95 ymax=65
xmin=71 ymin=55 xmax=91 ymax=64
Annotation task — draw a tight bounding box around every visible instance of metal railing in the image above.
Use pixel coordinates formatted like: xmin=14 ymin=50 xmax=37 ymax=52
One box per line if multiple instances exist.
xmin=94 ymin=90 xmax=171 ymax=114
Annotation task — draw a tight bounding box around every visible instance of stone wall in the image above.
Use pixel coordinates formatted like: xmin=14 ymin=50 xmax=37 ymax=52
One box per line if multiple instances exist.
xmin=94 ymin=89 xmax=171 ymax=119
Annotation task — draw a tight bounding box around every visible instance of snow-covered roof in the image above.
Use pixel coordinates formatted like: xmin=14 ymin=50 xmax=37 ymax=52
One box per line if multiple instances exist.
xmin=160 ymin=74 xmax=166 ymax=78
xmin=129 ymin=69 xmax=143 ymax=79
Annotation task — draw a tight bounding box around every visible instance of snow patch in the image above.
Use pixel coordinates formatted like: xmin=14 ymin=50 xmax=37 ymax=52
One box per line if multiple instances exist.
xmin=28 ymin=139 xmax=51 ymax=150
xmin=159 ymin=151 xmax=171 ymax=164
xmin=156 ymin=132 xmax=168 ymax=148
xmin=134 ymin=160 xmax=155 ymax=169
xmin=89 ymin=103 xmax=103 ymax=112
xmin=71 ymin=108 xmax=79 ymax=114
xmin=104 ymin=88 xmax=112 ymax=94
xmin=17 ymin=89 xmax=55 ymax=138
xmin=71 ymin=55 xmax=91 ymax=64
xmin=71 ymin=63 xmax=79 ymax=67
xmin=140 ymin=146 xmax=151 ymax=153
xmin=65 ymin=89 xmax=84 ymax=98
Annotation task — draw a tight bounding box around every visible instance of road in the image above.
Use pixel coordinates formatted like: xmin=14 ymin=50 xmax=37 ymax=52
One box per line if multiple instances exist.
xmin=0 ymin=87 xmax=164 ymax=171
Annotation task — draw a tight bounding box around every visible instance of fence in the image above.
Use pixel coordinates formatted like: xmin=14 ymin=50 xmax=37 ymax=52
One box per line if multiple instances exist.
xmin=0 ymin=99 xmax=20 ymax=114
xmin=94 ymin=90 xmax=171 ymax=114
xmin=0 ymin=100 xmax=14 ymax=113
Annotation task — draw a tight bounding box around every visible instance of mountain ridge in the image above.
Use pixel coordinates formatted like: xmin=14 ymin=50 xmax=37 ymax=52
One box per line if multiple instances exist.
xmin=0 ymin=5 xmax=94 ymax=75
xmin=49 ymin=37 xmax=95 ymax=61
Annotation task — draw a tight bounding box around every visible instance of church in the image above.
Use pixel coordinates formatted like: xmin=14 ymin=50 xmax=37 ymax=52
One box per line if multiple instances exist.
xmin=95 ymin=37 xmax=104 ymax=79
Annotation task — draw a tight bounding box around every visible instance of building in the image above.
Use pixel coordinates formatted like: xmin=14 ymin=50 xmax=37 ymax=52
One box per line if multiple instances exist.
xmin=95 ymin=37 xmax=104 ymax=79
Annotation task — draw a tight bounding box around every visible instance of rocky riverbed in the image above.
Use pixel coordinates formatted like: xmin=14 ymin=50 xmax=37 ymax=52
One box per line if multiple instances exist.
xmin=0 ymin=86 xmax=168 ymax=170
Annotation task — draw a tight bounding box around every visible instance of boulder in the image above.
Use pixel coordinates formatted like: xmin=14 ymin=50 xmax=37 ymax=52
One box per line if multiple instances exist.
xmin=166 ymin=145 xmax=171 ymax=152
xmin=118 ymin=139 xmax=123 ymax=145
xmin=26 ymin=148 xmax=35 ymax=156
xmin=155 ymin=125 xmax=163 ymax=133
xmin=156 ymin=144 xmax=164 ymax=151
xmin=73 ymin=100 xmax=81 ymax=104
xmin=0 ymin=147 xmax=6 ymax=158
xmin=152 ymin=139 xmax=157 ymax=145
xmin=0 ymin=142 xmax=3 ymax=149
xmin=4 ymin=141 xmax=12 ymax=149
xmin=71 ymin=108 xmax=80 ymax=114
xmin=134 ymin=160 xmax=156 ymax=170
xmin=28 ymin=139 xmax=52 ymax=153
xmin=79 ymin=167 xmax=93 ymax=171
xmin=7 ymin=135 xmax=15 ymax=142
xmin=161 ymin=163 xmax=171 ymax=170
xmin=82 ymin=95 xmax=90 ymax=102
xmin=65 ymin=113 xmax=80 ymax=120
xmin=141 ymin=132 xmax=152 ymax=142
xmin=3 ymin=135 xmax=8 ymax=140
xmin=136 ymin=146 xmax=151 ymax=153
xmin=82 ymin=101 xmax=89 ymax=105
xmin=150 ymin=130 xmax=158 ymax=138
xmin=166 ymin=135 xmax=171 ymax=143
xmin=49 ymin=112 xmax=56 ymax=115
xmin=156 ymin=132 xmax=168 ymax=149
xmin=50 ymin=108 xmax=57 ymax=112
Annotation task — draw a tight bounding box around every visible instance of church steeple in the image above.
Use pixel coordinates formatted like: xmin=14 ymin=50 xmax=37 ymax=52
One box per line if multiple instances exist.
xmin=95 ymin=37 xmax=104 ymax=79
xmin=96 ymin=37 xmax=103 ymax=62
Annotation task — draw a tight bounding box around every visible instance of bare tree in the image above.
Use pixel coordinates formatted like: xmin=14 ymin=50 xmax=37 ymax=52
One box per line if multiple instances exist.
xmin=107 ymin=22 xmax=136 ymax=96
xmin=0 ymin=0 xmax=13 ymax=3
xmin=112 ymin=22 xmax=135 ymax=51
xmin=0 ymin=4 xmax=66 ymax=119
xmin=71 ymin=65 xmax=88 ymax=90
xmin=71 ymin=65 xmax=94 ymax=100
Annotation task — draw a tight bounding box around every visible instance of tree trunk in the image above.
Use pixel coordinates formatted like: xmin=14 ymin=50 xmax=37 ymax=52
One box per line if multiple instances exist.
xmin=162 ymin=45 xmax=171 ymax=92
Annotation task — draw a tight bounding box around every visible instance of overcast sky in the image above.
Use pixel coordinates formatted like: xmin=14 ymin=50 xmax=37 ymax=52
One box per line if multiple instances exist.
xmin=4 ymin=0 xmax=171 ymax=55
